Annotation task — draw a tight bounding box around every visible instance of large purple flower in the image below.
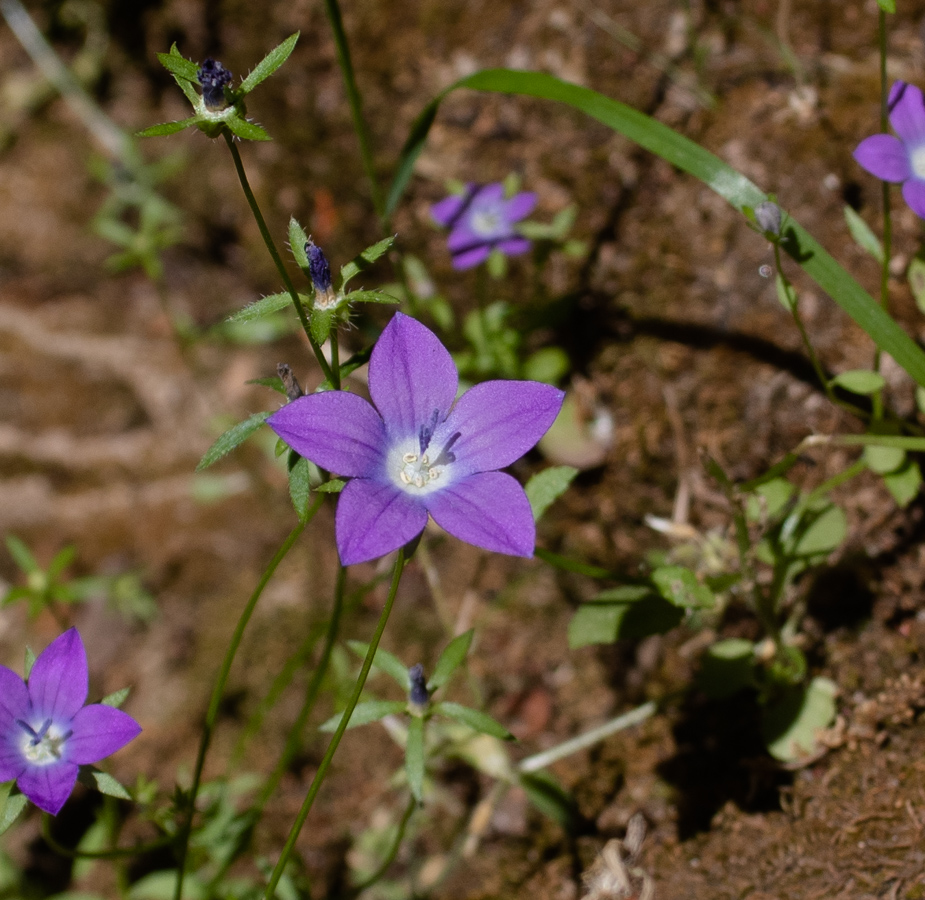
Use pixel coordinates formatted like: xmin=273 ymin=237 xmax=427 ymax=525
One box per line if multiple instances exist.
xmin=0 ymin=628 xmax=141 ymax=815
xmin=431 ymin=183 xmax=537 ymax=269
xmin=268 ymin=313 xmax=564 ymax=566
xmin=854 ymin=81 xmax=925 ymax=218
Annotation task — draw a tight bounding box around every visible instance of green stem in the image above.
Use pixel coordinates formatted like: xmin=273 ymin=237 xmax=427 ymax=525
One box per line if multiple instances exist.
xmin=173 ymin=509 xmax=319 ymax=900
xmin=222 ymin=133 xmax=335 ymax=386
xmin=42 ymin=815 xmax=172 ymax=860
xmin=874 ymin=8 xmax=892 ymax=402
xmin=321 ymin=0 xmax=386 ymax=225
xmin=349 ymin=793 xmax=417 ymax=895
xmin=264 ymin=548 xmax=407 ymax=898
xmin=256 ymin=564 xmax=347 ymax=809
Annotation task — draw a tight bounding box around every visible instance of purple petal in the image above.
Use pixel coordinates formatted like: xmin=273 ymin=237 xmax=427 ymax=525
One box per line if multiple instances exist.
xmin=902 ymin=178 xmax=925 ymax=218
xmin=495 ymin=236 xmax=532 ymax=256
xmin=434 ymin=381 xmax=565 ymax=474
xmin=502 ymin=191 xmax=537 ymax=223
xmin=888 ymin=81 xmax=925 ymax=147
xmin=67 ymin=704 xmax=141 ymax=765
xmin=0 ymin=665 xmax=29 ymax=722
xmin=28 ymin=629 xmax=87 ymax=722
xmin=0 ymin=722 xmax=26 ymax=783
xmin=368 ymin=313 xmax=458 ymax=441
xmin=447 ymin=223 xmax=494 ymax=251
xmin=853 ymin=134 xmax=911 ymax=182
xmin=268 ymin=391 xmax=385 ymax=477
xmin=471 ymin=182 xmax=505 ymax=206
xmin=18 ymin=760 xmax=78 ymax=816
xmin=450 ymin=245 xmax=492 ymax=269
xmin=335 ymin=478 xmax=428 ymax=565
xmin=426 ymin=471 xmax=536 ymax=557
xmin=431 ymin=186 xmax=473 ymax=227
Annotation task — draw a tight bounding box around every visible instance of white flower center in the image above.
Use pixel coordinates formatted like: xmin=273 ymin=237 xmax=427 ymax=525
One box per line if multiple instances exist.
xmin=388 ymin=413 xmax=461 ymax=496
xmin=911 ymin=145 xmax=925 ymax=180
xmin=470 ymin=207 xmax=503 ymax=238
xmin=17 ymin=717 xmax=70 ymax=766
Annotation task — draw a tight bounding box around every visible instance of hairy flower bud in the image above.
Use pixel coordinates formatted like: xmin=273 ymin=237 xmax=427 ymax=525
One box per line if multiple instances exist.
xmin=306 ymin=239 xmax=337 ymax=308
xmin=197 ymin=58 xmax=233 ymax=110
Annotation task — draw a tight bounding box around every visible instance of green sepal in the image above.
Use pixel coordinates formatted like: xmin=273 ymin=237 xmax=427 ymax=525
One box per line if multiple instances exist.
xmin=319 ymin=699 xmax=407 ymax=732
xmin=288 ymin=456 xmax=312 ymax=522
xmin=197 ymin=411 xmax=271 ymax=470
xmin=247 ymin=376 xmax=286 ymax=395
xmin=405 ymin=716 xmax=425 ymax=802
xmin=137 ymin=117 xmax=200 ymax=138
xmin=288 ymin=218 xmax=311 ymax=272
xmin=339 ymin=236 xmax=396 ymax=289
xmin=347 ymin=641 xmax=409 ymax=688
xmin=238 ymin=33 xmax=300 ymax=95
xmin=5 ymin=535 xmax=38 ymax=573
xmin=228 ymin=292 xmax=304 ymax=323
xmin=434 ymin=701 xmax=514 ymax=740
xmin=223 ymin=116 xmax=271 ymax=142
xmin=427 ymin=630 xmax=474 ymax=692
xmin=346 ymin=290 xmax=400 ymax=305
xmin=156 ymin=45 xmax=200 ymax=82
xmin=310 ymin=307 xmax=336 ymax=346
xmin=78 ymin=767 xmax=132 ymax=801
xmin=100 ymin=687 xmax=130 ymax=708
xmin=0 ymin=784 xmax=28 ymax=836
xmin=525 ymin=466 xmax=578 ymax=522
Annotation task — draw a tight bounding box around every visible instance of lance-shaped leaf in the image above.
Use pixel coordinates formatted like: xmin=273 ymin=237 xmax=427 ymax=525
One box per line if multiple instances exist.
xmin=434 ymin=701 xmax=514 ymax=740
xmin=525 ymin=466 xmax=578 ymax=522
xmin=319 ymin=699 xmax=407 ymax=732
xmin=405 ymin=716 xmax=425 ymax=801
xmin=239 ymin=33 xmax=300 ymax=95
xmin=197 ymin=411 xmax=271 ymax=470
xmin=348 ymin=641 xmax=410 ymax=688
xmin=427 ymin=630 xmax=474 ymax=692
xmin=339 ymin=236 xmax=396 ymax=288
xmin=228 ymin=292 xmax=305 ymax=324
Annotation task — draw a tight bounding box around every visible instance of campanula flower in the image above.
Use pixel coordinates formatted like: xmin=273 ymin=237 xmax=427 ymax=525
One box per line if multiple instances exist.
xmin=854 ymin=81 xmax=925 ymax=218
xmin=0 ymin=628 xmax=141 ymax=815
xmin=431 ymin=183 xmax=537 ymax=269
xmin=268 ymin=313 xmax=564 ymax=565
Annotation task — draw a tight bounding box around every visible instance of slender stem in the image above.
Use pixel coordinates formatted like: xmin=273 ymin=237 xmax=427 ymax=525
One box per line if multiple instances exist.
xmin=256 ymin=564 xmax=347 ymax=809
xmin=350 ymin=793 xmax=417 ymax=895
xmin=173 ymin=510 xmax=318 ymax=900
xmin=222 ymin=133 xmax=335 ymax=385
xmin=42 ymin=815 xmax=172 ymax=860
xmin=264 ymin=549 xmax=407 ymax=898
xmin=322 ymin=0 xmax=386 ymax=224
xmin=874 ymin=8 xmax=892 ymax=396
xmin=518 ymin=702 xmax=657 ymax=773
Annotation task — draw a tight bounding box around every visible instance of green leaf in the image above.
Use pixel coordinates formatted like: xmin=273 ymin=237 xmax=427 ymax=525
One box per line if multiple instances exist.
xmin=100 ymin=687 xmax=130 ymax=708
xmin=843 ymin=205 xmax=884 ymax=263
xmin=568 ymin=592 xmax=682 ymax=647
xmin=346 ymin=289 xmax=401 ymax=305
xmin=288 ymin=218 xmax=310 ymax=270
xmin=196 ymin=411 xmax=271 ymax=470
xmin=347 ymin=641 xmax=409 ymax=688
xmin=288 ymin=456 xmax=312 ymax=522
xmin=228 ymin=292 xmax=304 ymax=323
xmin=884 ymin=458 xmax=922 ymax=507
xmin=830 ymin=369 xmax=886 ymax=395
xmin=909 ymin=256 xmax=925 ymax=315
xmin=762 ymin=677 xmax=837 ymax=761
xmin=156 ymin=46 xmax=200 ymax=81
xmin=223 ymin=115 xmax=271 ymax=141
xmin=24 ymin=646 xmax=36 ymax=678
xmin=428 ymin=630 xmax=474 ymax=692
xmin=339 ymin=236 xmax=396 ymax=288
xmin=522 ymin=346 xmax=570 ymax=384
xmin=525 ymin=466 xmax=578 ymax=522
xmin=390 ymin=69 xmax=925 ymax=388
xmin=518 ymin=770 xmax=576 ymax=829
xmin=791 ymin=504 xmax=847 ymax=557
xmin=136 ymin=118 xmax=199 ymax=138
xmin=238 ymin=33 xmax=300 ymax=94
xmin=405 ymin=716 xmax=425 ymax=802
xmin=876 ymin=0 xmax=896 ymax=11
xmin=5 ymin=535 xmax=38 ymax=573
xmin=79 ymin=768 xmax=132 ymax=800
xmin=651 ymin=566 xmax=714 ymax=609
xmin=130 ymin=871 xmax=207 ymax=900
xmin=534 ymin=547 xmax=614 ymax=579
xmin=774 ymin=271 xmax=796 ymax=311
xmin=316 ymin=478 xmax=345 ymax=493
xmin=698 ymin=639 xmax=755 ymax=699
xmin=746 ymin=477 xmax=795 ymax=520
xmin=864 ymin=443 xmax=905 ymax=475
xmin=0 ymin=787 xmax=27 ymax=836
xmin=319 ymin=699 xmax=407 ymax=732
xmin=435 ymin=701 xmax=514 ymax=740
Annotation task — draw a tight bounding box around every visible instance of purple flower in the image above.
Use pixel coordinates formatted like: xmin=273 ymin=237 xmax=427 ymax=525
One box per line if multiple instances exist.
xmin=431 ymin=183 xmax=537 ymax=270
xmin=854 ymin=81 xmax=925 ymax=218
xmin=197 ymin=58 xmax=233 ymax=110
xmin=268 ymin=313 xmax=564 ymax=565
xmin=0 ymin=628 xmax=141 ymax=815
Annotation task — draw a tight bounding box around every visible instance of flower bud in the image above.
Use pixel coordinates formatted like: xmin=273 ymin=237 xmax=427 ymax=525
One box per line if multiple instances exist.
xmin=408 ymin=663 xmax=429 ymax=711
xmin=197 ymin=58 xmax=233 ymax=110
xmin=755 ymin=201 xmax=782 ymax=236
xmin=306 ymin=239 xmax=338 ymax=308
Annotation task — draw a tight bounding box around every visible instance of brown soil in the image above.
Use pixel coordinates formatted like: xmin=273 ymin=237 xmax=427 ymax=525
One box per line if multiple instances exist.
xmin=2 ymin=0 xmax=925 ymax=898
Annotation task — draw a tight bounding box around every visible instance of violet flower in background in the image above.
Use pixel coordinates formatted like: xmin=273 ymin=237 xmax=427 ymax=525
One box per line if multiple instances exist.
xmin=269 ymin=313 xmax=564 ymax=565
xmin=854 ymin=81 xmax=925 ymax=218
xmin=431 ymin=183 xmax=537 ymax=269
xmin=0 ymin=628 xmax=141 ymax=815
